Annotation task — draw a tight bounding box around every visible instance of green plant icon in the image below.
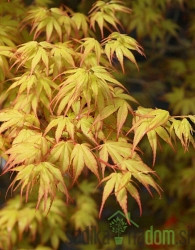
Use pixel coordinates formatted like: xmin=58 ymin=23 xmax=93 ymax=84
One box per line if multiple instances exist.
xmin=109 ymin=216 xmax=128 ymax=245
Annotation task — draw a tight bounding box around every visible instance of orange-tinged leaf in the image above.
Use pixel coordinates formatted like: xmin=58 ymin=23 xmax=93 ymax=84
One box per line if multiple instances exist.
xmin=46 ymin=21 xmax=53 ymax=41
xmin=99 ymin=145 xmax=108 ymax=177
xmin=30 ymin=48 xmax=42 ymax=74
xmin=53 ymin=19 xmax=62 ymax=40
xmin=72 ymin=13 xmax=88 ymax=36
xmin=99 ymin=173 xmax=117 ymax=218
xmin=149 ymin=109 xmax=170 ymax=130
xmin=121 ymin=46 xmax=138 ymax=69
xmin=115 ymin=172 xmax=131 ymax=222
xmin=100 ymin=104 xmax=119 ymax=120
xmin=100 ymin=140 xmax=132 ymax=166
xmin=80 ymin=38 xmax=102 ymax=65
xmin=81 ymin=144 xmax=99 ymax=179
xmin=78 ymin=117 xmax=97 ymax=145
xmin=44 ymin=118 xmax=59 ymax=135
xmin=55 ymin=118 xmax=66 ymax=143
xmin=9 ymin=162 xmax=69 ymax=211
xmin=66 ymin=119 xmax=75 ymax=140
xmin=49 ymin=142 xmax=65 ymax=163
xmin=31 ymin=95 xmax=38 ymax=116
xmin=41 ymin=48 xmax=49 ymax=75
xmin=118 ymin=172 xmax=132 ymax=189
xmin=132 ymin=121 xmax=148 ymax=150
xmin=126 ymin=183 xmax=142 ymax=215
xmin=147 ymin=130 xmax=157 ymax=166
xmin=170 ymin=118 xmax=195 ymax=150
xmin=49 ymin=141 xmax=74 ymax=173
xmin=117 ymin=101 xmax=128 ymax=137
xmin=130 ymin=108 xmax=170 ymax=152
xmin=133 ymin=172 xmax=162 ymax=197
xmin=89 ymin=1 xmax=130 ymax=37
xmin=115 ymin=187 xmax=129 ymax=222
xmin=155 ymin=126 xmax=173 ymax=147
xmin=103 ymin=32 xmax=144 ymax=70
xmin=45 ymin=116 xmax=74 ymax=142
xmin=56 ymin=91 xmax=74 ymax=115
xmin=121 ymin=157 xmax=153 ymax=174
xmin=71 ymin=144 xmax=85 ymax=183
xmin=115 ymin=47 xmax=124 ymax=72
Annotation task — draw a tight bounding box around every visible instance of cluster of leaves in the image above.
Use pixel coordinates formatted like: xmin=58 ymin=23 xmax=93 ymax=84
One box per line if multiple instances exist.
xmin=108 ymin=0 xmax=195 ymax=249
xmin=0 ymin=195 xmax=68 ymax=250
xmin=121 ymin=0 xmax=180 ymax=41
xmin=165 ymin=58 xmax=195 ymax=115
xmin=0 ymin=0 xmax=194 ymax=249
xmin=70 ymin=180 xmax=98 ymax=231
xmin=0 ymin=180 xmax=98 ymax=249
xmin=117 ymin=0 xmax=195 ymax=115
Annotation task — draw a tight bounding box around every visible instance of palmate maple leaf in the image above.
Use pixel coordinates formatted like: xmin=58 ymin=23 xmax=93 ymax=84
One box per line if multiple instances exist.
xmin=48 ymin=141 xmax=74 ymax=173
xmin=103 ymin=32 xmax=144 ymax=72
xmin=70 ymin=143 xmax=99 ymax=184
xmin=99 ymin=170 xmax=161 ymax=224
xmin=99 ymin=172 xmax=139 ymax=224
xmin=71 ymin=13 xmax=88 ymax=37
xmin=3 ymin=129 xmax=50 ymax=173
xmin=127 ymin=107 xmax=172 ymax=165
xmin=8 ymin=162 xmax=69 ymax=211
xmin=11 ymin=41 xmax=52 ymax=75
xmin=52 ymin=66 xmax=125 ymax=115
xmin=0 ymin=109 xmax=40 ymax=138
xmin=89 ymin=0 xmax=131 ymax=37
xmin=98 ymin=139 xmax=162 ymax=222
xmin=78 ymin=37 xmax=102 ymax=65
xmin=0 ymin=195 xmax=68 ymax=249
xmin=170 ymin=117 xmax=195 ymax=151
xmin=22 ymin=7 xmax=64 ymax=41
xmin=44 ymin=115 xmax=75 ymax=142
